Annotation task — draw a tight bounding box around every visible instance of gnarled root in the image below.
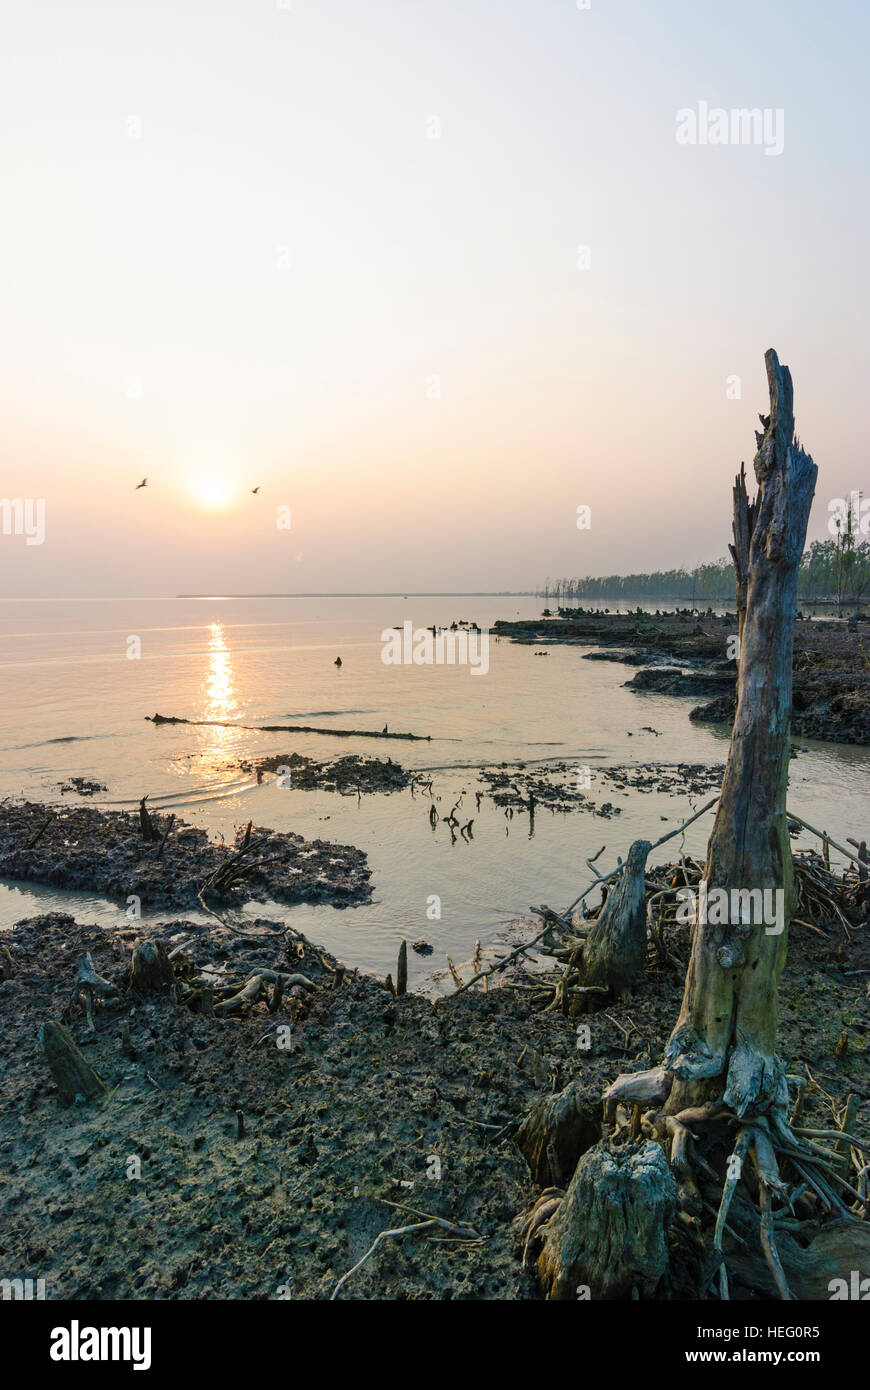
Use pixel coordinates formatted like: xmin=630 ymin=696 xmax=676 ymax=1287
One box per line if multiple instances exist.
xmin=518 ymin=1188 xmax=565 ymax=1269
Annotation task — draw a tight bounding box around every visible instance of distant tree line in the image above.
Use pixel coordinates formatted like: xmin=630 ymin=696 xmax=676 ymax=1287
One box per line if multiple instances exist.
xmin=541 ymin=536 xmax=870 ymax=607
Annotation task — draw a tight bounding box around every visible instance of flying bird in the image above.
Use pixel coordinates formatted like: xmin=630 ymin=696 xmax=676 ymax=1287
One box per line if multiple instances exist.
xmin=135 ymin=478 xmax=148 ymax=490
xmin=251 ymin=486 xmax=260 ymax=494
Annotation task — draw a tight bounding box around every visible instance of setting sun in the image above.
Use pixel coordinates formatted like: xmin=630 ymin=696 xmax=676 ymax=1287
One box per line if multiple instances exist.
xmin=189 ymin=474 xmax=235 ymax=512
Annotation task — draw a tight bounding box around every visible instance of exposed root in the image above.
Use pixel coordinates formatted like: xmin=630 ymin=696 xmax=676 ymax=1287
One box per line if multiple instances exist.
xmin=519 ymin=1189 xmax=565 ymax=1269
xmin=522 ymin=1060 xmax=868 ymax=1301
xmin=758 ymin=1181 xmax=792 ymax=1300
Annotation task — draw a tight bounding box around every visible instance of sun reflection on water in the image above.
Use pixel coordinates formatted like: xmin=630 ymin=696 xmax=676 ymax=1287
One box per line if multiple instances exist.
xmin=196 ymin=622 xmax=241 ymax=773
xmin=204 ymin=623 xmax=238 ymax=720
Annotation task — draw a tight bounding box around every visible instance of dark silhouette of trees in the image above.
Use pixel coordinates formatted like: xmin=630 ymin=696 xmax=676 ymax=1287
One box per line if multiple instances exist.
xmin=541 ymin=532 xmax=870 ymax=607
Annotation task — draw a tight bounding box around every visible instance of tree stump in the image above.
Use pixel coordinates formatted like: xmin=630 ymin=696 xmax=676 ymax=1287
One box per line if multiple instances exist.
xmin=536 ymin=1139 xmax=676 ymax=1300
xmin=130 ymin=938 xmax=175 ymax=994
xmin=39 ymin=1021 xmax=106 ymax=1103
xmin=579 ymin=839 xmax=651 ymax=997
xmin=516 ymin=1079 xmax=602 ymax=1187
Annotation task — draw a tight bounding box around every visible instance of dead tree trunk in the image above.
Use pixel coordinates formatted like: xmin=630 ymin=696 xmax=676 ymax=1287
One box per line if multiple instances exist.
xmin=665 ymin=350 xmax=816 ymax=1117
xmin=516 ymin=1079 xmax=603 ymax=1187
xmin=518 ymin=351 xmax=825 ymax=1302
xmin=579 ymin=838 xmax=651 ymax=997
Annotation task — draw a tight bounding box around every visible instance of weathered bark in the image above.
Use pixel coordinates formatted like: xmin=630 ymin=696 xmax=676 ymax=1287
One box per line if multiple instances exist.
xmin=728 ymin=463 xmax=759 ymax=641
xmin=579 ymin=839 xmax=651 ymax=996
xmin=39 ymin=1021 xmax=106 ymax=1102
xmin=516 ymin=1080 xmax=602 ymax=1187
xmin=75 ymin=951 xmax=121 ymax=1030
xmin=665 ymin=350 xmax=817 ymax=1117
xmin=535 ymin=1139 xmax=676 ymax=1300
xmin=519 ymin=353 xmax=824 ymax=1304
xmin=130 ymin=938 xmax=176 ymax=995
xmin=602 ymin=1066 xmax=672 ymax=1127
xmin=0 ymin=942 xmax=15 ymax=981
xmin=76 ymin=952 xmax=120 ymax=1000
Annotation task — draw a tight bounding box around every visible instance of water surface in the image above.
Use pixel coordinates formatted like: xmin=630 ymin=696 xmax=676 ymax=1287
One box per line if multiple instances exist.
xmin=1 ymin=595 xmax=866 ymax=984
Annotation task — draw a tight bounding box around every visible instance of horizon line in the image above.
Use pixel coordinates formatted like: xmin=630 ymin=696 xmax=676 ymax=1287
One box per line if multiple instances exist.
xmin=175 ymin=591 xmax=540 ymax=599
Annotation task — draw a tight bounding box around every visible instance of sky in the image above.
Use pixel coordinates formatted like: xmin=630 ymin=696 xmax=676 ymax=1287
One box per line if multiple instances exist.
xmin=1 ymin=0 xmax=867 ymax=597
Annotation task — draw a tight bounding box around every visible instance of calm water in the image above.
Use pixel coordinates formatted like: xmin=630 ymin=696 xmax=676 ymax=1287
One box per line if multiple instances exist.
xmin=1 ymin=595 xmax=868 ymax=984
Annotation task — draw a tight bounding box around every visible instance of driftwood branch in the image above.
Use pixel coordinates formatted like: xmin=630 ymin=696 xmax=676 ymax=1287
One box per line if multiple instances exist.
xmin=214 ymin=969 xmax=315 ymax=1017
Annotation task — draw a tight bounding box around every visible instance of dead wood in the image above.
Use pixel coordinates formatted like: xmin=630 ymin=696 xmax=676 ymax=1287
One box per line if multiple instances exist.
xmin=214 ymin=969 xmax=315 ymax=1017
xmin=578 ymin=838 xmax=651 ymax=997
xmin=130 ymin=938 xmax=176 ymax=995
xmin=515 ymin=1080 xmax=602 ymax=1187
xmin=0 ymin=942 xmax=15 ymax=981
xmin=534 ymin=1139 xmax=677 ymax=1300
xmin=39 ymin=1021 xmax=106 ymax=1103
xmin=665 ymin=349 xmax=817 ymax=1117
xmin=138 ymin=795 xmax=160 ymax=843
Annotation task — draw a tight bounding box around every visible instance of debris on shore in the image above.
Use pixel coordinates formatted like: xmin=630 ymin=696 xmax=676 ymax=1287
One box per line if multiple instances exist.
xmin=599 ymin=763 xmax=724 ymax=797
xmin=237 ymin=752 xmax=410 ymax=795
xmin=57 ymin=777 xmax=108 ymax=797
xmin=0 ymin=800 xmax=372 ymax=911
xmin=0 ymin=853 xmax=865 ymax=1300
xmin=477 ymin=763 xmax=621 ymax=817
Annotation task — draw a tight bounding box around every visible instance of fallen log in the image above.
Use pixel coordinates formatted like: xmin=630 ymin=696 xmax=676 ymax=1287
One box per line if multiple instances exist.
xmin=146 ymin=712 xmax=430 ymax=741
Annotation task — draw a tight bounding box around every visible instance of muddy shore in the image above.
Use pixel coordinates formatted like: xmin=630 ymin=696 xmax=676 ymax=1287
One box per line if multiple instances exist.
xmin=0 ymin=802 xmax=372 ymax=912
xmin=0 ymin=883 xmax=867 ymax=1300
xmin=494 ymin=610 xmax=870 ymax=745
xmin=180 ymin=751 xmax=413 ymax=796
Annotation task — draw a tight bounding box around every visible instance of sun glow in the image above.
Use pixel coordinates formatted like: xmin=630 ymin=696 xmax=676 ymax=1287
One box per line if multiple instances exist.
xmin=190 ymin=474 xmax=235 ymax=512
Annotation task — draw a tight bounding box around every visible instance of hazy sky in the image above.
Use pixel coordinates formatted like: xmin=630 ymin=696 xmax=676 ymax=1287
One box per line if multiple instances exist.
xmin=1 ymin=0 xmax=867 ymax=597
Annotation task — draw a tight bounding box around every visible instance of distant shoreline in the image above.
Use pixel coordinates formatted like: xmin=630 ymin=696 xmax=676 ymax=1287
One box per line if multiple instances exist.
xmin=175 ymin=591 xmax=539 ymax=598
